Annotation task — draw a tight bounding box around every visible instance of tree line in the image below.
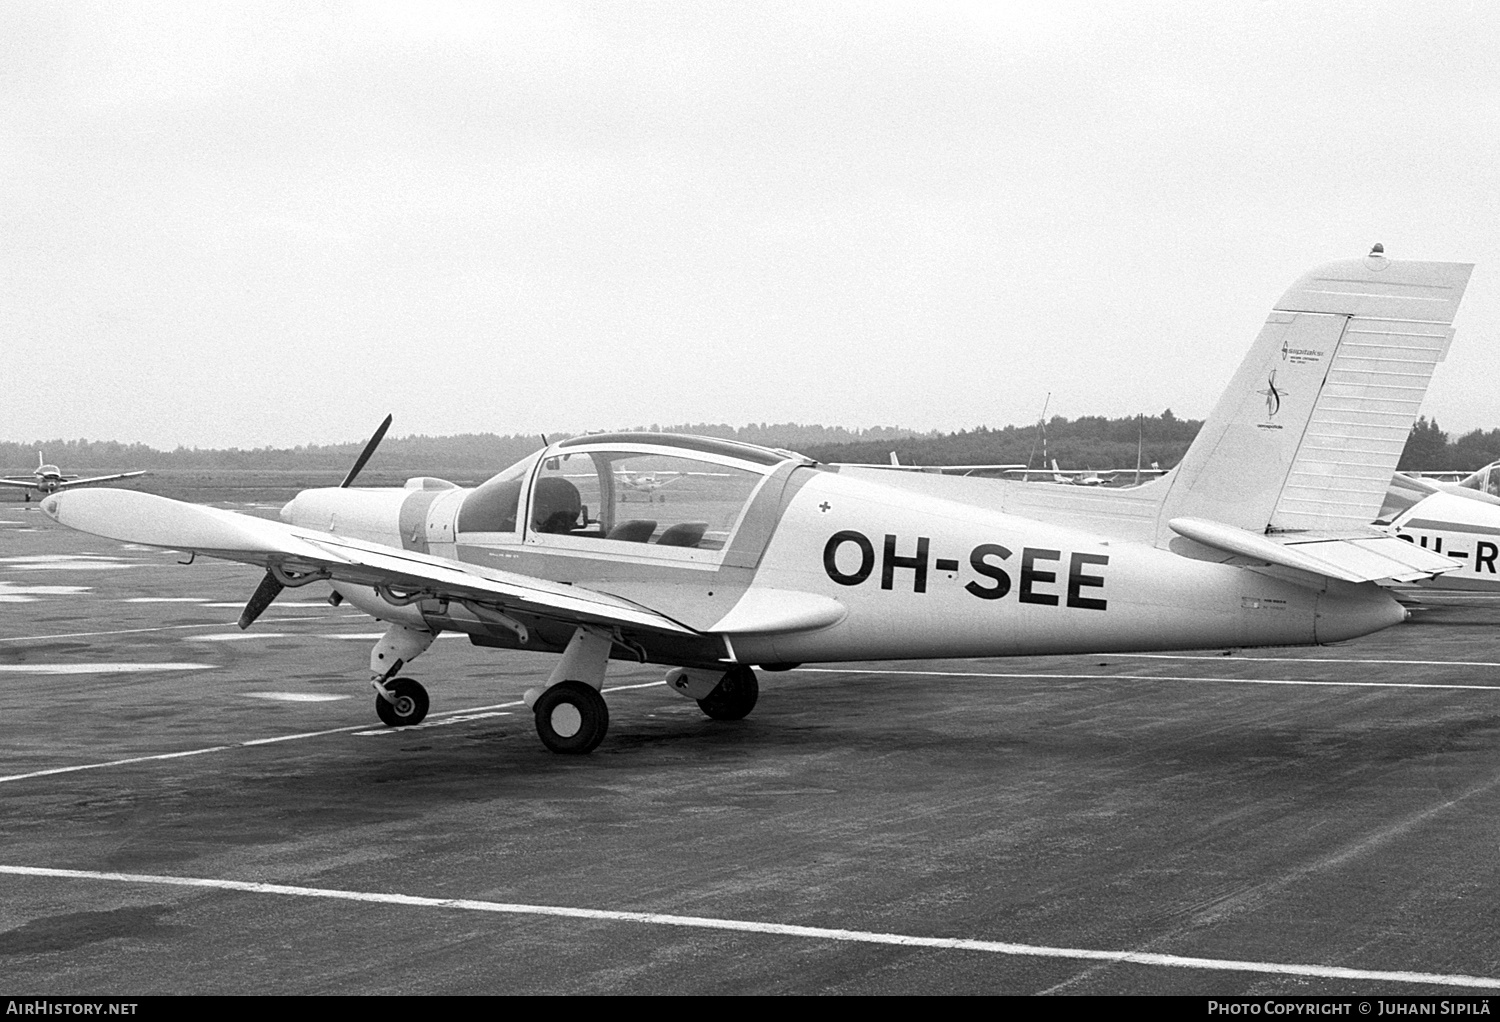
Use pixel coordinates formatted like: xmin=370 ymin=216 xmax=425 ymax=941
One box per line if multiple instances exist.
xmin=1394 ymin=417 xmax=1500 ymax=473
xmin=3 ymin=414 xmax=1493 ymax=477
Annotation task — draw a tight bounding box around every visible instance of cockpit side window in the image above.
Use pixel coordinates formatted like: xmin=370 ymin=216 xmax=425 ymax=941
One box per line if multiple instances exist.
xmin=523 ymin=444 xmax=776 ymax=558
xmin=598 ymin=452 xmax=763 ymax=550
xmin=530 ymin=453 xmax=605 ymax=537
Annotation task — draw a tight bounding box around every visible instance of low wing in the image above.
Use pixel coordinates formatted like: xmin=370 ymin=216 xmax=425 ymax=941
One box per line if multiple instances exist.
xmin=41 ymin=488 xmax=697 ymax=636
xmin=56 ymin=471 xmax=148 ymax=488
xmin=0 ymin=478 xmax=39 ymax=489
xmin=1168 ymin=517 xmax=1459 ymax=585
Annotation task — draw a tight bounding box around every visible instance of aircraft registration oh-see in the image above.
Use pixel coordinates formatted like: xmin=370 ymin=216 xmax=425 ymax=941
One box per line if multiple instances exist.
xmin=43 ymin=251 xmax=1473 ymax=755
xmin=0 ymin=453 xmax=147 ymax=501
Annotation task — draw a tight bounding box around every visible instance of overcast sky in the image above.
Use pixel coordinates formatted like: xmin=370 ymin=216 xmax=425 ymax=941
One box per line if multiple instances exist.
xmin=4 ymin=1 xmax=1498 ymax=450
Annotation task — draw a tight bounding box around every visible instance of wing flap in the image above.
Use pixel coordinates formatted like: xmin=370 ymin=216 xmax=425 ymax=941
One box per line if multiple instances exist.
xmin=1169 ymin=517 xmax=1458 ymax=584
xmin=42 ymin=488 xmax=696 ymax=636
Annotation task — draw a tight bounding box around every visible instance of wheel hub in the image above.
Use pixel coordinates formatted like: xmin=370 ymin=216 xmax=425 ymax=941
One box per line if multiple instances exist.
xmin=550 ymin=703 xmax=583 ymax=738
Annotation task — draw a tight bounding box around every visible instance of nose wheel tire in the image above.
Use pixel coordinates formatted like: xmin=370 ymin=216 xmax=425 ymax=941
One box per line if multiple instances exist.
xmin=375 ymin=677 xmax=430 ymax=727
xmin=534 ymin=680 xmax=609 ymax=754
xmin=697 ymin=665 xmax=759 ymax=721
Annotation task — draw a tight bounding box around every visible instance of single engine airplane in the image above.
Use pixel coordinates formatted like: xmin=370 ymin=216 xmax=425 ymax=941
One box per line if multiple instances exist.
xmin=1 ymin=453 xmax=147 ymax=501
xmin=615 ymin=468 xmax=680 ymax=499
xmin=42 ymin=251 xmax=1473 ymax=755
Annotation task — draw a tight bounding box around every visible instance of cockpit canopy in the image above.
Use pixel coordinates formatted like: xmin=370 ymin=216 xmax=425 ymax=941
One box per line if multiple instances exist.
xmin=1458 ymin=461 xmax=1500 ymax=498
xmin=456 ymin=433 xmax=808 ymax=555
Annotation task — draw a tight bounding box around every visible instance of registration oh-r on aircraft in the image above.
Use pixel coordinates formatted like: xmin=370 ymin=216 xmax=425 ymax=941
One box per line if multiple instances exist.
xmin=42 ymin=250 xmax=1473 ymax=754
xmin=1378 ymin=459 xmax=1500 ymax=591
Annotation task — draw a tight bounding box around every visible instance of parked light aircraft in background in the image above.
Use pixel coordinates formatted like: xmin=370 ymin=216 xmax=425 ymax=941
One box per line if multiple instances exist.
xmin=1379 ymin=459 xmax=1500 ymax=591
xmin=0 ymin=453 xmax=146 ymax=501
xmin=44 ymin=251 xmax=1472 ymax=755
xmin=852 ymin=453 xmax=1026 ymax=478
xmin=614 ymin=468 xmax=687 ymax=501
xmin=871 ymin=452 xmax=1167 ymax=488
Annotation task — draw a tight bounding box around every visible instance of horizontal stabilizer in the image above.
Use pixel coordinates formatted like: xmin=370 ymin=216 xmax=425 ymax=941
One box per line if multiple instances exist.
xmin=1169 ymin=517 xmax=1458 ymax=584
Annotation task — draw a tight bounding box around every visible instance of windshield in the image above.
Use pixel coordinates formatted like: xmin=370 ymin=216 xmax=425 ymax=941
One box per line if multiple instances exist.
xmin=1458 ymin=463 xmax=1500 ymax=498
xmin=456 ymin=453 xmax=540 ymax=534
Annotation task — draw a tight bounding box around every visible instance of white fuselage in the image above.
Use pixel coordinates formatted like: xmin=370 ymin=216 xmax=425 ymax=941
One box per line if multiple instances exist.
xmin=284 ymin=463 xmax=1406 ymax=665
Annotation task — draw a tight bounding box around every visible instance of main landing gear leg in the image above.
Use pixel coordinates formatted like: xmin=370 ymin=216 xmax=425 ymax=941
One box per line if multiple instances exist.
xmin=525 ymin=626 xmax=612 ymax=754
xmin=369 ymin=624 xmax=435 ymax=727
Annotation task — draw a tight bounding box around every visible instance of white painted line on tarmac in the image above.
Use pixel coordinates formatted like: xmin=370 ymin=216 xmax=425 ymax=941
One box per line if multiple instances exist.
xmin=0 ymin=746 xmax=235 ymax=783
xmin=794 ymin=668 xmax=1500 ymax=692
xmin=0 ymin=582 xmax=92 ymax=597
xmin=202 ymin=602 xmax=327 ymax=608
xmin=242 ymin=692 xmax=351 ymax=702
xmin=0 ymin=615 xmax=340 ymax=643
xmin=0 ymin=663 xmax=218 ymax=675
xmin=314 ymin=633 xmax=468 ymax=640
xmin=120 ymin=597 xmax=211 ymax=603
xmin=353 ymin=711 xmax=512 ymax=735
xmin=184 ymin=633 xmax=290 ymax=642
xmin=0 ymin=679 xmax=666 ymax=783
xmin=1104 ymin=653 xmax=1500 ymax=668
xmin=1 ymin=865 xmax=1495 ymax=990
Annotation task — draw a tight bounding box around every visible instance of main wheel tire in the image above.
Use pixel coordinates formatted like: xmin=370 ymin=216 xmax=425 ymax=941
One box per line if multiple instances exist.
xmin=375 ymin=676 xmax=430 ymax=727
xmin=697 ymin=665 xmax=759 ymax=721
xmin=534 ymin=680 xmax=609 ymax=754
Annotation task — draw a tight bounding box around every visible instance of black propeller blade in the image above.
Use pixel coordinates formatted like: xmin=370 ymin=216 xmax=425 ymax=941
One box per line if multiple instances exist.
xmin=237 ymin=414 xmax=393 ymax=630
xmin=237 ymin=569 xmax=285 ymax=630
xmin=340 ymin=413 xmax=393 ymax=489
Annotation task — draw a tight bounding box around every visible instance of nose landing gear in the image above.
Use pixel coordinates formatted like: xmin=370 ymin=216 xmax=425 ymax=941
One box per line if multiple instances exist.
xmin=369 ymin=623 xmax=437 ymax=728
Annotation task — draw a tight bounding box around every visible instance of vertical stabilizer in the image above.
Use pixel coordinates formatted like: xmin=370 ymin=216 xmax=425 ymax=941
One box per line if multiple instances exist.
xmin=1155 ymin=253 xmax=1473 ymax=545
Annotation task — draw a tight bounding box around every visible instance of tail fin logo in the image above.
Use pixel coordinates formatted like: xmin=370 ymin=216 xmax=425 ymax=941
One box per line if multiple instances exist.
xmin=1258 ymin=370 xmax=1286 ymax=419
